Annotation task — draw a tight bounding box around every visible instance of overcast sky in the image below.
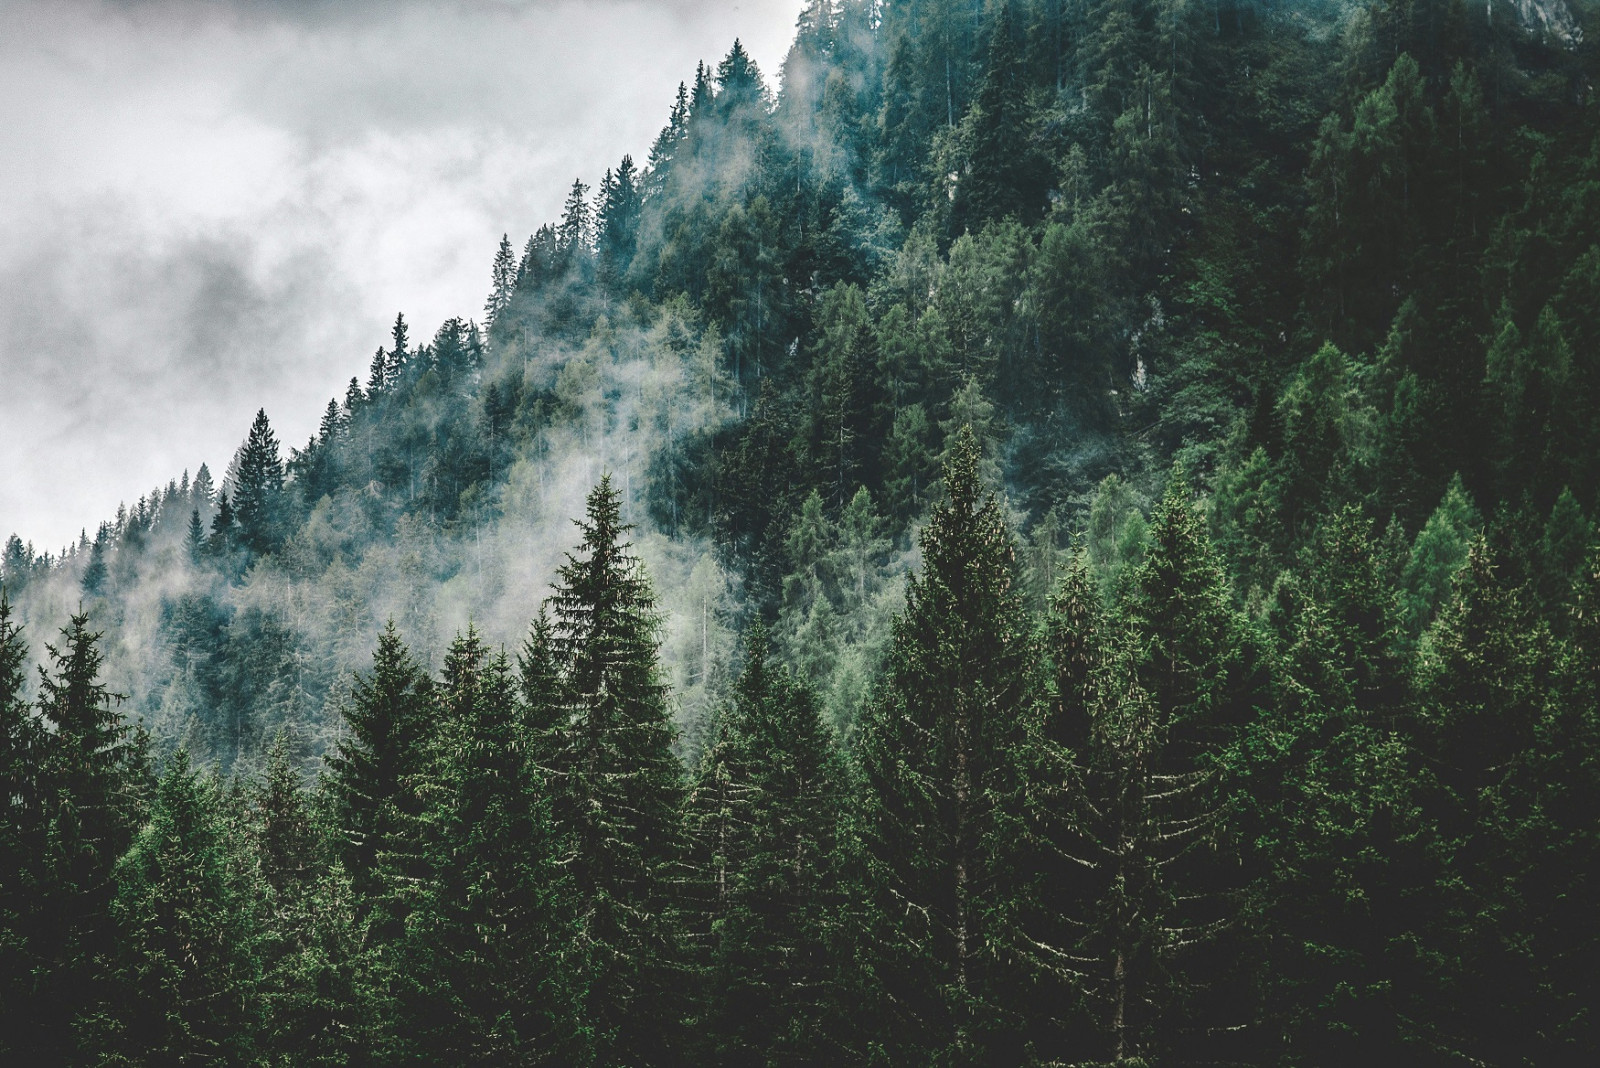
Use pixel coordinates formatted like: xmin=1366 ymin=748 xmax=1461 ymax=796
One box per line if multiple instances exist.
xmin=0 ymin=0 xmax=806 ymax=553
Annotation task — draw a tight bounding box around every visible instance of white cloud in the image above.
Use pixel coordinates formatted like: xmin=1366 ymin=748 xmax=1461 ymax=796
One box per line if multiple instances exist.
xmin=0 ymin=0 xmax=805 ymax=551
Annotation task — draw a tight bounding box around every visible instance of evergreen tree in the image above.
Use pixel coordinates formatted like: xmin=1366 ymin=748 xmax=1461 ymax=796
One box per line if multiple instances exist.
xmin=558 ymin=179 xmax=594 ymax=267
xmin=323 ymin=623 xmax=435 ymax=914
xmin=853 ymin=425 xmax=1033 ymax=1063
xmin=685 ymin=625 xmax=846 ymax=1064
xmin=547 ymin=476 xmax=685 ymax=1066
xmin=1100 ymin=472 xmax=1253 ymax=1061
xmin=1410 ymin=538 xmax=1555 ymax=1061
xmin=232 ymin=409 xmax=286 ymax=557
xmin=0 ymin=593 xmax=44 ymax=1057
xmin=596 ymin=156 xmax=642 ymax=293
xmin=486 ymin=233 xmax=518 ymax=328
xmin=953 ymin=1 xmax=1045 ymax=233
xmin=190 ymin=463 xmax=215 ymax=509
xmin=404 ymin=630 xmax=580 ymax=1064
xmin=2 ymin=535 xmax=32 ymax=593
xmin=28 ymin=612 xmax=146 ymax=1065
xmin=85 ymin=750 xmax=263 ymax=1065
xmin=185 ymin=508 xmax=206 ymax=566
xmin=209 ymin=490 xmax=237 ymax=559
xmin=81 ymin=527 xmax=109 ymax=596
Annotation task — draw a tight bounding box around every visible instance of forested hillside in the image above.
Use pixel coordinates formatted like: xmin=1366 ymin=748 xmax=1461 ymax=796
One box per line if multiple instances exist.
xmin=5 ymin=0 xmax=1600 ymax=1062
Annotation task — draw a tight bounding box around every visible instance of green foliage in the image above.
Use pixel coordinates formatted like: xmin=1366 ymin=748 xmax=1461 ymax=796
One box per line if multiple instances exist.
xmin=854 ymin=425 xmax=1034 ymax=1062
xmin=7 ymin=0 xmax=1600 ymax=1061
xmin=547 ymin=476 xmax=686 ymax=1066
xmin=87 ymin=750 xmax=264 ymax=1065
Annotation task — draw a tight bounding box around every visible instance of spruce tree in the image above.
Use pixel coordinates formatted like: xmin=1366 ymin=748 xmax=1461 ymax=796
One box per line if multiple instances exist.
xmin=1409 ymin=538 xmax=1556 ymax=1061
xmin=405 ymin=631 xmax=580 ymax=1064
xmin=486 ymin=233 xmax=518 ymax=328
xmin=185 ymin=508 xmax=206 ymax=566
xmin=0 ymin=594 xmax=44 ymax=1057
xmin=853 ymin=425 xmax=1033 ymax=1063
xmin=81 ymin=529 xmax=109 ymax=596
xmin=596 ymin=156 xmax=641 ymax=293
xmin=955 ymin=0 xmax=1045 ymax=232
xmin=547 ymin=475 xmax=685 ymax=1066
xmin=86 ymin=750 xmax=263 ymax=1065
xmin=28 ymin=612 xmax=146 ymax=1065
xmin=686 ymin=625 xmax=845 ymax=1064
xmin=232 ymin=409 xmax=285 ymax=557
xmin=324 ymin=623 xmax=435 ymax=916
xmin=1116 ymin=473 xmax=1253 ymax=1058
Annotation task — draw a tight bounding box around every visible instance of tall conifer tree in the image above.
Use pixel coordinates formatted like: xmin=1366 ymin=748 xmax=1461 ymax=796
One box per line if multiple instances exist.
xmin=547 ymin=476 xmax=685 ymax=1066
xmin=853 ymin=425 xmax=1032 ymax=1063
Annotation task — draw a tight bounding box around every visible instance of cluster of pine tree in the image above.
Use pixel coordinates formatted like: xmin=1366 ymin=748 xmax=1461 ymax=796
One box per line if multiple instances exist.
xmin=7 ymin=0 xmax=1600 ymax=1060
xmin=7 ymin=434 xmax=1600 ymax=1063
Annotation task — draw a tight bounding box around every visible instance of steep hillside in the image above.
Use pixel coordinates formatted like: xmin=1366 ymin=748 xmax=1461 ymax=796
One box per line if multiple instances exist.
xmin=5 ymin=1 xmax=1600 ymax=1061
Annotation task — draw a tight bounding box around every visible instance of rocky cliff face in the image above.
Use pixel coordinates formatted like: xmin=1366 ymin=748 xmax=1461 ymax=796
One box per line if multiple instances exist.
xmin=1508 ymin=0 xmax=1583 ymax=47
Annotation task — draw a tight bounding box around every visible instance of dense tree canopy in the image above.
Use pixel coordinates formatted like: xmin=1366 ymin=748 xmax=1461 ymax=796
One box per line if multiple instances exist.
xmin=6 ymin=0 xmax=1600 ymax=1062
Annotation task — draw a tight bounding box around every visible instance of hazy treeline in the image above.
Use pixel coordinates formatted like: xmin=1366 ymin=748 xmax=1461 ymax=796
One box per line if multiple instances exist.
xmin=6 ymin=0 xmax=1600 ymax=1061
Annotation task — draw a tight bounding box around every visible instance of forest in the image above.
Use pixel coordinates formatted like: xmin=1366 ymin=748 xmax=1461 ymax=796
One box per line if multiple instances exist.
xmin=5 ymin=0 xmax=1600 ymax=1062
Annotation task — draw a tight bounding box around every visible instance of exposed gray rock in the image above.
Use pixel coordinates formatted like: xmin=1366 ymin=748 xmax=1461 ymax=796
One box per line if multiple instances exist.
xmin=1506 ymin=0 xmax=1583 ymax=48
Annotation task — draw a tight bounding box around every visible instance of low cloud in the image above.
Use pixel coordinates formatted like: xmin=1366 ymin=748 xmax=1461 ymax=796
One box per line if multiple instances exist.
xmin=0 ymin=0 xmax=804 ymax=550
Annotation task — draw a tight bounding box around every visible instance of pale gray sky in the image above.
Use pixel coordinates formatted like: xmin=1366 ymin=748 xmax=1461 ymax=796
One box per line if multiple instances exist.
xmin=0 ymin=0 xmax=806 ymax=552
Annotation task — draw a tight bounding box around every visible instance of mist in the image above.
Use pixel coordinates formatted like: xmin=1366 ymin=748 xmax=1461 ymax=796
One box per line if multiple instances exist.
xmin=0 ymin=0 xmax=806 ymax=553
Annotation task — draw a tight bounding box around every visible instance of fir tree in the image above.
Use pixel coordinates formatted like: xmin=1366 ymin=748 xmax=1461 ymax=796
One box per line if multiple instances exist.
xmin=0 ymin=593 xmax=44 ymax=1056
xmin=28 ymin=612 xmax=145 ymax=1065
xmin=232 ymin=409 xmax=286 ymax=557
xmin=87 ymin=750 xmax=263 ymax=1065
xmin=547 ymin=476 xmax=685 ymax=1066
xmin=686 ymin=625 xmax=845 ymax=1063
xmin=486 ymin=233 xmax=518 ymax=329
xmin=324 ymin=623 xmax=435 ymax=914
xmin=853 ymin=425 xmax=1033 ymax=1063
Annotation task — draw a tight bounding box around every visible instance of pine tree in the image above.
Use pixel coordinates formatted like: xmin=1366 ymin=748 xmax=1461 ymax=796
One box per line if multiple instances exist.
xmin=27 ymin=612 xmax=146 ymax=1065
xmin=486 ymin=233 xmax=518 ymax=329
xmin=232 ymin=409 xmax=286 ymax=557
xmin=87 ymin=750 xmax=263 ymax=1065
xmin=405 ymin=631 xmax=580 ymax=1064
xmin=0 ymin=593 xmax=44 ymax=1056
xmin=547 ymin=476 xmax=685 ymax=1066
xmin=685 ymin=625 xmax=845 ymax=1063
xmin=324 ymin=623 xmax=435 ymax=915
xmin=853 ymin=425 xmax=1033 ymax=1063
xmin=185 ymin=508 xmax=206 ymax=566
